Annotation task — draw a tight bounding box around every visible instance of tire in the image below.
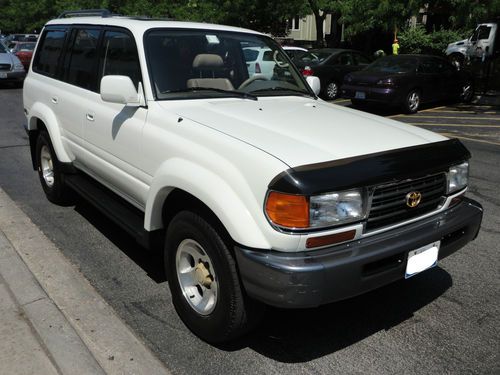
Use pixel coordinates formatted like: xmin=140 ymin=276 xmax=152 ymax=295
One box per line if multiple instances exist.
xmin=324 ymin=81 xmax=340 ymax=100
xmin=35 ymin=130 xmax=73 ymax=205
xmin=165 ymin=211 xmax=263 ymax=343
xmin=460 ymin=80 xmax=474 ymax=103
xmin=403 ymin=89 xmax=421 ymax=114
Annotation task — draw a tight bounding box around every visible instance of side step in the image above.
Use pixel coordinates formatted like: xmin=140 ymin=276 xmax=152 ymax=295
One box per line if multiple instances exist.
xmin=65 ymin=173 xmax=156 ymax=249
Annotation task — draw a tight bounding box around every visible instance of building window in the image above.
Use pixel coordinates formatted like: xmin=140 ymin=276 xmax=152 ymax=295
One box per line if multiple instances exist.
xmin=288 ymin=16 xmax=301 ymax=31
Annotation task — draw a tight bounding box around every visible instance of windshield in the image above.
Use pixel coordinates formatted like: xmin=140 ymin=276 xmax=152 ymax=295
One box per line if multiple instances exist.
xmin=0 ymin=43 xmax=6 ymax=53
xmin=145 ymin=29 xmax=312 ymax=100
xmin=18 ymin=42 xmax=36 ymax=51
xmin=298 ymin=51 xmax=331 ymax=64
xmin=367 ymin=56 xmax=418 ymax=73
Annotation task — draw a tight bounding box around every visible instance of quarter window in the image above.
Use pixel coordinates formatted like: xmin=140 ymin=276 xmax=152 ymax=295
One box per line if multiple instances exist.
xmin=99 ymin=30 xmax=141 ymax=90
xmin=33 ymin=30 xmax=67 ymax=77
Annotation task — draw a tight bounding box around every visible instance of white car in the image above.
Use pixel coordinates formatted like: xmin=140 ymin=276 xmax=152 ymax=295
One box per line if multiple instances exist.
xmin=24 ymin=10 xmax=482 ymax=343
xmin=242 ymin=46 xmax=277 ymax=79
xmin=282 ymin=45 xmax=308 ymax=60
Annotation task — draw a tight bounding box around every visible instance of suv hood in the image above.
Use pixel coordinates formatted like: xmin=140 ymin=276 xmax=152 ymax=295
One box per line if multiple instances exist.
xmin=161 ymin=97 xmax=446 ymax=168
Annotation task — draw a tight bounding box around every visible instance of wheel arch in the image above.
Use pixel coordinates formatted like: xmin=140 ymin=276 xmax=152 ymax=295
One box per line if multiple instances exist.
xmin=144 ymin=159 xmax=271 ymax=250
xmin=27 ymin=102 xmax=73 ymax=164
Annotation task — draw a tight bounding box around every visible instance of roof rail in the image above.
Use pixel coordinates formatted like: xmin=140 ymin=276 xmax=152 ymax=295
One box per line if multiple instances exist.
xmin=57 ymin=9 xmax=114 ymax=18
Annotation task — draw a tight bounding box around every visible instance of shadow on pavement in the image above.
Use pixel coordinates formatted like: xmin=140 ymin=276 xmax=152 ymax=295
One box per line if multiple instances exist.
xmin=74 ymin=198 xmax=167 ymax=283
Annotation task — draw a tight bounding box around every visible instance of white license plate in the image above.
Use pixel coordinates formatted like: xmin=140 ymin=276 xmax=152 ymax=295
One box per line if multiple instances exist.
xmin=355 ymin=91 xmax=365 ymax=99
xmin=0 ymin=72 xmax=7 ymax=79
xmin=405 ymin=241 xmax=440 ymax=279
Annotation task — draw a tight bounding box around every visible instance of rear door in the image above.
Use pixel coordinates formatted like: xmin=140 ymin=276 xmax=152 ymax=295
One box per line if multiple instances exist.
xmin=416 ymin=58 xmax=443 ymax=101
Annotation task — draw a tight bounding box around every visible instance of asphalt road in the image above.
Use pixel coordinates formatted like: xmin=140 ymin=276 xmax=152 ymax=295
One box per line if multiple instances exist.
xmin=1 ymin=87 xmax=499 ymax=374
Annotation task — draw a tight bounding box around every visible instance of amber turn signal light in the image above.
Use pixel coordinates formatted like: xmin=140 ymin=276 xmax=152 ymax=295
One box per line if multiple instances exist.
xmin=265 ymin=192 xmax=309 ymax=228
xmin=306 ymin=229 xmax=356 ymax=249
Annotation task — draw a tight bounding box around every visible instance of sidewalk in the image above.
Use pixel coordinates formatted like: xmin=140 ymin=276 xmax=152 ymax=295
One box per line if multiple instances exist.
xmin=0 ymin=187 xmax=170 ymax=375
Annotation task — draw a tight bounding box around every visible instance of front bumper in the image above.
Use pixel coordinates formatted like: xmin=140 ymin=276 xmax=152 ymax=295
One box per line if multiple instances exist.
xmin=0 ymin=70 xmax=26 ymax=82
xmin=341 ymin=84 xmax=401 ymax=104
xmin=235 ymin=198 xmax=482 ymax=308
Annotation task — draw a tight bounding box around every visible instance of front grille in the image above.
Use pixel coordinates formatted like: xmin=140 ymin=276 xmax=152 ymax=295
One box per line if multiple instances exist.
xmin=0 ymin=63 xmax=12 ymax=71
xmin=366 ymin=173 xmax=446 ymax=231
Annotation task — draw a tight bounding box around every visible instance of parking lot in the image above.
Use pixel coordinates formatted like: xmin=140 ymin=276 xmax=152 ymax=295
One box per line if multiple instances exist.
xmin=333 ymin=98 xmax=500 ymax=146
xmin=0 ymin=87 xmax=499 ymax=374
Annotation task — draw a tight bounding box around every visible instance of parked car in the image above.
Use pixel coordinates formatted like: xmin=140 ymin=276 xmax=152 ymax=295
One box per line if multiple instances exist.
xmin=242 ymin=46 xmax=276 ymax=79
xmin=10 ymin=41 xmax=36 ymax=70
xmin=282 ymin=45 xmax=308 ymax=60
xmin=24 ymin=10 xmax=482 ymax=344
xmin=293 ymin=48 xmax=372 ymax=100
xmin=342 ymin=55 xmax=473 ymax=113
xmin=0 ymin=41 xmax=26 ymax=84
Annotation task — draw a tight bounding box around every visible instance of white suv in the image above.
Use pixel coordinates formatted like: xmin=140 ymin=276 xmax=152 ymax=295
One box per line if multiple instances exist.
xmin=24 ymin=10 xmax=483 ymax=343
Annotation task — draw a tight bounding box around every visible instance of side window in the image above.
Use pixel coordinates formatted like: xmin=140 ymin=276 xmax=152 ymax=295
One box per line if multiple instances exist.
xmin=33 ymin=29 xmax=67 ymax=78
xmin=66 ymin=29 xmax=101 ymax=91
xmin=263 ymin=50 xmax=274 ymax=61
xmin=419 ymin=59 xmax=437 ymax=74
xmin=99 ymin=30 xmax=141 ymax=90
xmin=338 ymin=53 xmax=353 ymax=66
xmin=354 ymin=53 xmax=371 ymax=65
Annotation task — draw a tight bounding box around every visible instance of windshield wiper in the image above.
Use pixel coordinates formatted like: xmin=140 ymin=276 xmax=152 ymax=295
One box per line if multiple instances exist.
xmin=250 ymin=87 xmax=313 ymax=98
xmin=161 ymin=87 xmax=258 ymax=101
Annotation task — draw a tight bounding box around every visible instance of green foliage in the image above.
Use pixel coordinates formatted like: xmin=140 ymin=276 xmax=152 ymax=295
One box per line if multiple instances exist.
xmin=398 ymin=24 xmax=431 ymax=54
xmin=399 ymin=24 xmax=469 ymax=55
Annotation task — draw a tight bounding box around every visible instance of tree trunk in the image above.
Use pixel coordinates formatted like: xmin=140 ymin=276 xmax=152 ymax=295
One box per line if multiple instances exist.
xmin=314 ymin=12 xmax=326 ymax=47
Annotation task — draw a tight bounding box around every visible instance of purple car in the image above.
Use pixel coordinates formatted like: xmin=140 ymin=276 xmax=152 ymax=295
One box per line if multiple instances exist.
xmin=341 ymin=55 xmax=473 ymax=113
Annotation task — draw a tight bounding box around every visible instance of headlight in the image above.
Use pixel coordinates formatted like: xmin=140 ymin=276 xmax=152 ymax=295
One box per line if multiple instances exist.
xmin=13 ymin=62 xmax=25 ymax=71
xmin=310 ymin=189 xmax=365 ymax=227
xmin=265 ymin=189 xmax=366 ymax=230
xmin=447 ymin=162 xmax=468 ymax=193
xmin=376 ymin=78 xmax=394 ymax=86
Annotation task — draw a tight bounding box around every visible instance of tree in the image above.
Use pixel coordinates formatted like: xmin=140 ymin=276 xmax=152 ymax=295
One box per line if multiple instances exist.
xmin=306 ymin=0 xmax=343 ymax=46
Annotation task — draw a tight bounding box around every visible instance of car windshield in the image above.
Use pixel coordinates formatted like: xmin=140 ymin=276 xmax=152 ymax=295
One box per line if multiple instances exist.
xmin=145 ymin=29 xmax=312 ymax=100
xmin=18 ymin=42 xmax=36 ymax=51
xmin=367 ymin=56 xmax=418 ymax=73
xmin=298 ymin=51 xmax=331 ymax=63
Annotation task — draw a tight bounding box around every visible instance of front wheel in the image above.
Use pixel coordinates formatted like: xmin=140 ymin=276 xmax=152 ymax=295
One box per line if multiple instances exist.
xmin=460 ymin=80 xmax=474 ymax=103
xmin=165 ymin=211 xmax=263 ymax=343
xmin=403 ymin=89 xmax=421 ymax=114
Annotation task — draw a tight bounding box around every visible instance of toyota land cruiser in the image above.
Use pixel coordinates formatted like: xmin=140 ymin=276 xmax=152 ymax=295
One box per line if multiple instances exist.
xmin=24 ymin=10 xmax=483 ymax=343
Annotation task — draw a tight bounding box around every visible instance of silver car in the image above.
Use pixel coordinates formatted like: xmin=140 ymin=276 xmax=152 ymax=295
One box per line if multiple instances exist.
xmin=0 ymin=41 xmax=26 ymax=84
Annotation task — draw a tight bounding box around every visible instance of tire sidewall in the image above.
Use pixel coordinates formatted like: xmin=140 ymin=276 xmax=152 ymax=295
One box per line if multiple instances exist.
xmin=165 ymin=211 xmax=242 ymax=342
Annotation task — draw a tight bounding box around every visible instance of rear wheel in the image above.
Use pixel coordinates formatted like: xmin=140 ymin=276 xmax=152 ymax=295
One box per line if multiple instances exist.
xmin=35 ymin=130 xmax=73 ymax=205
xmin=165 ymin=211 xmax=263 ymax=343
xmin=324 ymin=81 xmax=340 ymax=100
xmin=403 ymin=89 xmax=421 ymax=114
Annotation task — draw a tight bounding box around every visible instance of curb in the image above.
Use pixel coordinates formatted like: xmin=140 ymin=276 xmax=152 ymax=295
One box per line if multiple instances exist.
xmin=0 ymin=187 xmax=170 ymax=375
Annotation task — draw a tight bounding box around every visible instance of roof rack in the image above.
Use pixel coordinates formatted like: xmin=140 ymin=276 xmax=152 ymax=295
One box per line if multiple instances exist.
xmin=57 ymin=9 xmax=116 ymax=19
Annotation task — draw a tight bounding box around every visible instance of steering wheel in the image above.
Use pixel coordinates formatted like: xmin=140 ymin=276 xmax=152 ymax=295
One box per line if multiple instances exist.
xmin=238 ymin=74 xmax=269 ymax=89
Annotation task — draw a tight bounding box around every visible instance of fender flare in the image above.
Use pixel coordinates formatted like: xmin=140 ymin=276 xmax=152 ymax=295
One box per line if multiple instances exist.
xmin=145 ymin=158 xmax=271 ymax=249
xmin=28 ymin=102 xmax=73 ymax=163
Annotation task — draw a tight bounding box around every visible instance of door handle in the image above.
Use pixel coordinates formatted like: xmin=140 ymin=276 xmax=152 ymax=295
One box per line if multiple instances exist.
xmin=86 ymin=113 xmax=95 ymax=122
xmin=51 ymin=97 xmax=58 ymax=104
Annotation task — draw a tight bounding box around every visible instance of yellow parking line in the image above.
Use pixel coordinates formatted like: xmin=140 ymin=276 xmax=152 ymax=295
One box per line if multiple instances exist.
xmin=439 ymin=133 xmax=500 ymax=146
xmin=410 ymin=123 xmax=500 ymax=128
xmin=393 ymin=115 xmax=500 ymax=121
xmin=333 ymin=99 xmax=351 ymax=103
xmin=420 ymin=106 xmax=446 ymax=113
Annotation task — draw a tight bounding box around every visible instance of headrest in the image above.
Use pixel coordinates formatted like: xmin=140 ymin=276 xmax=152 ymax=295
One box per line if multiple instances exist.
xmin=192 ymin=54 xmax=224 ymax=68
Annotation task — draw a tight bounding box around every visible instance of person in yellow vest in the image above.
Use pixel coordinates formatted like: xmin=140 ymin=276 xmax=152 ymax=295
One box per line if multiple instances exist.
xmin=392 ymin=39 xmax=400 ymax=55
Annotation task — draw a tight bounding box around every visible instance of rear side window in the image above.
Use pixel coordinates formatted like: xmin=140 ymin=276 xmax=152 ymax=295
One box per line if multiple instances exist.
xmin=243 ymin=48 xmax=258 ymax=62
xmin=99 ymin=30 xmax=141 ymax=89
xmin=33 ymin=30 xmax=67 ymax=77
xmin=65 ymin=29 xmax=101 ymax=91
xmin=263 ymin=50 xmax=274 ymax=61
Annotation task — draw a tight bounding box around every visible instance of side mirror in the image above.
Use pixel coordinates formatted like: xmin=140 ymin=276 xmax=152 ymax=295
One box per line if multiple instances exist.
xmin=306 ymin=76 xmax=321 ymax=95
xmin=100 ymin=75 xmax=140 ymax=106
